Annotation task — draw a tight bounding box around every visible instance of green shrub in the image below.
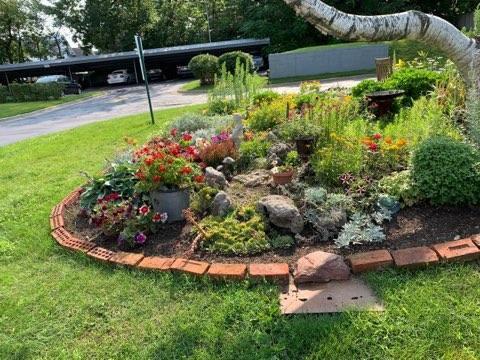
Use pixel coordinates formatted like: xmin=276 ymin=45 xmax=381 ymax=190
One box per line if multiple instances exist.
xmin=412 ymin=136 xmax=480 ymax=205
xmin=351 ymin=80 xmax=385 ymax=98
xmin=191 ymin=187 xmax=219 ymax=214
xmin=238 ymin=138 xmax=271 ymax=170
xmin=0 ymin=83 xmax=64 ymax=103
xmin=200 ymin=206 xmax=270 ymax=255
xmin=188 ymin=54 xmax=219 ymax=85
xmin=253 ymin=90 xmax=280 ymax=105
xmin=278 ymin=116 xmax=322 ymax=141
xmin=269 ymin=234 xmax=295 ymax=249
xmin=378 ymin=170 xmax=422 ymax=207
xmin=351 ymin=68 xmax=444 ymax=105
xmin=218 ymin=51 xmax=254 ymax=74
xmin=170 ymin=113 xmax=233 ymax=133
xmin=247 ymin=96 xmax=290 ymax=131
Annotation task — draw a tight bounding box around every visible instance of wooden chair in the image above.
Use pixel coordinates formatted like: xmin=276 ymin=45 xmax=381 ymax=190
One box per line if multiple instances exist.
xmin=375 ymin=57 xmax=393 ymax=81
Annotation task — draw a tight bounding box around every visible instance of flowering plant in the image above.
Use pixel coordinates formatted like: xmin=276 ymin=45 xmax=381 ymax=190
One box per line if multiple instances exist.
xmin=199 ymin=132 xmax=237 ymax=167
xmin=134 ymin=135 xmax=204 ymax=192
xmin=118 ymin=203 xmax=168 ymax=248
xmin=90 ymin=196 xmax=132 ymax=236
xmin=361 ymin=133 xmax=409 ymax=175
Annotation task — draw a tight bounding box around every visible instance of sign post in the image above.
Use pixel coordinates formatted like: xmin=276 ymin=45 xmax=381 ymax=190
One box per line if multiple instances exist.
xmin=135 ymin=35 xmax=155 ymax=125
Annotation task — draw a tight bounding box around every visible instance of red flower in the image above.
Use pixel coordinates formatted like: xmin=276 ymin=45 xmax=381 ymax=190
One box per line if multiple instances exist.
xmin=180 ymin=166 xmax=192 ymax=175
xmin=153 ymin=175 xmax=161 ymax=183
xmin=170 ymin=128 xmax=178 ymax=137
xmin=144 ymin=157 xmax=154 ymax=166
xmin=368 ymin=143 xmax=379 ymax=152
xmin=135 ymin=170 xmax=145 ymax=180
xmin=182 ymin=133 xmax=193 ymax=142
xmin=194 ymin=175 xmax=205 ymax=183
xmin=139 ymin=205 xmax=150 ymax=216
xmin=158 ymin=164 xmax=166 ymax=173
xmin=372 ymin=133 xmax=382 ymax=140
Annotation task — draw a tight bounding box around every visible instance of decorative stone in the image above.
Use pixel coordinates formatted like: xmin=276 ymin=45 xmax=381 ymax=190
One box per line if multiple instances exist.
xmin=205 ymin=167 xmax=228 ymax=189
xmin=431 ymin=238 xmax=480 ymax=262
xmin=211 ymin=191 xmax=233 ymax=217
xmin=391 ymin=247 xmax=439 ymax=268
xmin=233 ymin=169 xmax=271 ymax=187
xmin=222 ymin=157 xmax=236 ymax=165
xmin=294 ymin=251 xmax=350 ymax=284
xmin=347 ymin=250 xmax=393 ymax=273
xmin=256 ymin=195 xmax=304 ymax=233
xmin=267 ymin=131 xmax=279 ymax=142
xmin=231 ymin=114 xmax=244 ymax=149
xmin=267 ymin=142 xmax=292 ymax=159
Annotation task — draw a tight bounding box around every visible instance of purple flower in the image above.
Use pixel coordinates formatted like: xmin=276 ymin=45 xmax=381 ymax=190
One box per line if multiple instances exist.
xmin=211 ymin=132 xmax=230 ymax=144
xmin=134 ymin=232 xmax=147 ymax=245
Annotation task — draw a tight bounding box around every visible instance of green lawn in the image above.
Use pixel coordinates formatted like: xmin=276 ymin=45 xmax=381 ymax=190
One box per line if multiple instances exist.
xmin=1 ymin=105 xmax=479 ymax=359
xmin=0 ymin=92 xmax=102 ymax=120
xmin=179 ymin=79 xmax=214 ymax=93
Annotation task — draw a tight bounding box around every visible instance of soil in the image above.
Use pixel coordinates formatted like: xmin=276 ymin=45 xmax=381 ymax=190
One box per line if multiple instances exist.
xmin=64 ymin=202 xmax=480 ymax=268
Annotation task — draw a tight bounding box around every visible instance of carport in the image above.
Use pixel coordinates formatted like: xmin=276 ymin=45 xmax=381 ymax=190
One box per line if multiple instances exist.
xmin=0 ymin=38 xmax=270 ymax=87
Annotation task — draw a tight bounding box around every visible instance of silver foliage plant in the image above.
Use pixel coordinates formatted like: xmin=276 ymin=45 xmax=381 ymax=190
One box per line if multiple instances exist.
xmin=335 ymin=212 xmax=386 ymax=248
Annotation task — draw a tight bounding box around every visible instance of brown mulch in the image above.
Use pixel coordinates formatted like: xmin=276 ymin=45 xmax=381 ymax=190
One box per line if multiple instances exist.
xmin=64 ymin=202 xmax=480 ymax=266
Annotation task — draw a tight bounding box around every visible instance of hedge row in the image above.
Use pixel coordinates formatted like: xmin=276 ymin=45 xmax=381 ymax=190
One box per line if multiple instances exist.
xmin=0 ymin=83 xmax=64 ymax=103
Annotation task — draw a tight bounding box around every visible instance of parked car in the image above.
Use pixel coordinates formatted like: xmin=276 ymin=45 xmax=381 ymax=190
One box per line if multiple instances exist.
xmin=35 ymin=75 xmax=82 ymax=95
xmin=176 ymin=65 xmax=193 ymax=78
xmin=107 ymin=69 xmax=134 ymax=85
xmin=253 ymin=55 xmax=265 ymax=71
xmin=147 ymin=68 xmax=166 ymax=82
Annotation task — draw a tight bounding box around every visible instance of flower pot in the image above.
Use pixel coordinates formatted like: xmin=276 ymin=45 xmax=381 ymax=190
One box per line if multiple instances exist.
xmin=295 ymin=137 xmax=315 ymax=158
xmin=272 ymin=170 xmax=294 ymax=185
xmin=150 ymin=189 xmax=190 ymax=222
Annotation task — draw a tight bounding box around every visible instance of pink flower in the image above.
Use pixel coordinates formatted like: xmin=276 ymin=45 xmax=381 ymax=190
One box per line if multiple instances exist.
xmin=139 ymin=205 xmax=150 ymax=216
xmin=134 ymin=232 xmax=147 ymax=245
xmin=152 ymin=212 xmax=168 ymax=223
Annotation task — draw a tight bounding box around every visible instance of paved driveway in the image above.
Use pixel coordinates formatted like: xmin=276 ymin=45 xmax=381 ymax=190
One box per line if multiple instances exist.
xmin=0 ymin=81 xmax=207 ymax=146
xmin=0 ymin=75 xmax=373 ymax=146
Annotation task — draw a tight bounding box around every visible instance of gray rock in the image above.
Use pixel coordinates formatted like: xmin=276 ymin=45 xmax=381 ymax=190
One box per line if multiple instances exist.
xmin=267 ymin=142 xmax=292 ymax=159
xmin=232 ymin=169 xmax=271 ymax=187
xmin=266 ymin=153 xmax=282 ymax=169
xmin=211 ymin=191 xmax=233 ymax=217
xmin=216 ymin=165 xmax=224 ymax=172
xmin=222 ymin=157 xmax=236 ymax=165
xmin=256 ymin=195 xmax=304 ymax=234
xmin=205 ymin=167 xmax=228 ymax=189
xmin=232 ymin=114 xmax=244 ymax=149
xmin=267 ymin=131 xmax=279 ymax=142
xmin=294 ymin=251 xmax=350 ymax=284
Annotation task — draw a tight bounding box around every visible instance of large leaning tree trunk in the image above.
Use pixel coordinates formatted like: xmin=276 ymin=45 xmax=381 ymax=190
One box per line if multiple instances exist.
xmin=284 ymin=0 xmax=480 ymax=85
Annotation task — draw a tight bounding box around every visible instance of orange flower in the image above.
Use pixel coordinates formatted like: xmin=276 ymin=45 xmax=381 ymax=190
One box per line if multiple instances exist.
xmin=384 ymin=136 xmax=393 ymax=145
xmin=396 ymin=139 xmax=407 ymax=147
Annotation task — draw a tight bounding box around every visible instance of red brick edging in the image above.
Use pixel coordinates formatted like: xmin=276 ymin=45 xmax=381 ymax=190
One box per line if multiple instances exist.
xmin=51 ymin=188 xmax=480 ymax=283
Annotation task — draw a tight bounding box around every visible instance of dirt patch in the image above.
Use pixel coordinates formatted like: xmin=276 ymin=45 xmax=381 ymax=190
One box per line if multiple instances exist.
xmin=64 ymin=202 xmax=480 ymax=268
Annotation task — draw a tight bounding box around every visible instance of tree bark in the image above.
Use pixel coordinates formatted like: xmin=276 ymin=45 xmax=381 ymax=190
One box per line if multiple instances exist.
xmin=284 ymin=0 xmax=479 ymax=84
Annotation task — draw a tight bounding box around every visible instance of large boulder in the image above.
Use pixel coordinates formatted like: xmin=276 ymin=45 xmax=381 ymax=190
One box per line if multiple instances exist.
xmin=205 ymin=167 xmax=228 ymax=189
xmin=294 ymin=251 xmax=350 ymax=284
xmin=232 ymin=169 xmax=271 ymax=188
xmin=256 ymin=195 xmax=303 ymax=233
xmin=211 ymin=191 xmax=233 ymax=217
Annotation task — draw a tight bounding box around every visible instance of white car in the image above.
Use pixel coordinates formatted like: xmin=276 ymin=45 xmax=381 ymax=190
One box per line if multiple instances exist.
xmin=107 ymin=70 xmax=133 ymax=85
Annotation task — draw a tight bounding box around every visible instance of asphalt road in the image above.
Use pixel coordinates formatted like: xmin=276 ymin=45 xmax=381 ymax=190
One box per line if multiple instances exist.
xmin=0 ymin=75 xmax=373 ymax=147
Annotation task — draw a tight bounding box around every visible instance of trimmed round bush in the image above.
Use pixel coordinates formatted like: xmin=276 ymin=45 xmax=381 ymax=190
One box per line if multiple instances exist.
xmin=188 ymin=54 xmax=219 ymax=85
xmin=218 ymin=51 xmax=254 ymax=74
xmin=412 ymin=136 xmax=480 ymax=205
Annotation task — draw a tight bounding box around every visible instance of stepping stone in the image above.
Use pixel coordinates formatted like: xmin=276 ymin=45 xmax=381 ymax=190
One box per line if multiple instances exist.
xmin=280 ymin=277 xmax=384 ymax=314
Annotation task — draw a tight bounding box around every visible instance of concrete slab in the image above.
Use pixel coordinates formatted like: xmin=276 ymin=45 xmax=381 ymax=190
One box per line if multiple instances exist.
xmin=280 ymin=277 xmax=384 ymax=314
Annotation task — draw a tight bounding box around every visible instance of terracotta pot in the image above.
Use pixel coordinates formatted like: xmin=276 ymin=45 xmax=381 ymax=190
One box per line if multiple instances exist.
xmin=272 ymin=170 xmax=294 ymax=185
xmin=295 ymin=137 xmax=315 ymax=158
xmin=150 ymin=189 xmax=190 ymax=222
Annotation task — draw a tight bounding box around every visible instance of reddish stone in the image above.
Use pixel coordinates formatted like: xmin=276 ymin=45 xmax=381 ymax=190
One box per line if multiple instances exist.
xmin=171 ymin=258 xmax=210 ymax=276
xmin=472 ymin=234 xmax=480 ymax=249
xmin=60 ymin=236 xmax=96 ymax=253
xmin=347 ymin=250 xmax=393 ymax=273
xmin=294 ymin=251 xmax=350 ymax=284
xmin=207 ymin=263 xmax=247 ymax=280
xmin=391 ymin=247 xmax=439 ymax=269
xmin=51 ymin=228 xmax=72 ymax=244
xmin=87 ymin=247 xmax=115 ymax=262
xmin=431 ymin=238 xmax=480 ymax=262
xmin=50 ymin=215 xmax=65 ymax=230
xmin=110 ymin=252 xmax=144 ymax=266
xmin=249 ymin=263 xmax=290 ymax=284
xmin=138 ymin=257 xmax=175 ymax=271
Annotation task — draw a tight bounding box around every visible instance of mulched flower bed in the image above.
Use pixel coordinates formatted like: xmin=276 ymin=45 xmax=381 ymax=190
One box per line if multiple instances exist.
xmin=64 ymin=201 xmax=480 ymax=266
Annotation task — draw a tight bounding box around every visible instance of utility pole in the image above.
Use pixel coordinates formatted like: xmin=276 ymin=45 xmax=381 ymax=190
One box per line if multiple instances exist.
xmin=134 ymin=35 xmax=155 ymax=125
